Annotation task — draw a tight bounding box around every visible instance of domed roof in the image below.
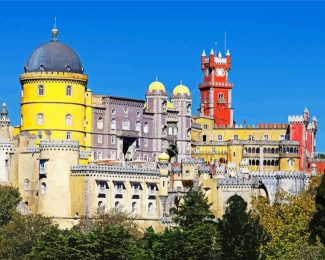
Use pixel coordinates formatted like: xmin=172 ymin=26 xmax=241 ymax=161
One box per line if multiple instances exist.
xmin=173 ymin=83 xmax=190 ymax=95
xmin=148 ymin=80 xmax=165 ymax=92
xmin=24 ymin=27 xmax=83 ymax=74
xmin=158 ymin=152 xmax=170 ymax=161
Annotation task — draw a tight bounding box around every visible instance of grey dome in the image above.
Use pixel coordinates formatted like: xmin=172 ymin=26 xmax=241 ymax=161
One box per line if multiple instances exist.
xmin=25 ymin=40 xmax=83 ymax=74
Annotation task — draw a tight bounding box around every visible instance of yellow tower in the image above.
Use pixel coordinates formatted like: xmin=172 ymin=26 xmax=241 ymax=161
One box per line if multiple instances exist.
xmin=20 ymin=24 xmax=90 ymax=149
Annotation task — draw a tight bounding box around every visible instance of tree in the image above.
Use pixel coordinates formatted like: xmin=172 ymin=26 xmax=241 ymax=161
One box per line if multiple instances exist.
xmin=0 ymin=185 xmax=21 ymax=226
xmin=219 ymin=194 xmax=268 ymax=260
xmin=310 ymin=173 xmax=325 ymax=245
xmin=0 ymin=214 xmax=53 ymax=259
xmin=171 ymin=190 xmax=214 ymax=229
xmin=251 ymin=176 xmax=325 ymax=259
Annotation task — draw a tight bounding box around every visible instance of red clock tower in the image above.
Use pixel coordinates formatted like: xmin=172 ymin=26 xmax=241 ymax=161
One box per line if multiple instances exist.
xmin=199 ymin=48 xmax=233 ymax=127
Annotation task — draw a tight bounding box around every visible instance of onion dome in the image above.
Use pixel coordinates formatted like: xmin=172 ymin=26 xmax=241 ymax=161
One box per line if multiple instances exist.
xmin=24 ymin=23 xmax=83 ymax=74
xmin=172 ymin=82 xmax=190 ymax=96
xmin=148 ymin=79 xmax=166 ymax=92
xmin=158 ymin=152 xmax=170 ymax=162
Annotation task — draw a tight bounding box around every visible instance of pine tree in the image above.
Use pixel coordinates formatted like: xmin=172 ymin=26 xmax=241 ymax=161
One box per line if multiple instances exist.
xmin=218 ymin=194 xmax=268 ymax=260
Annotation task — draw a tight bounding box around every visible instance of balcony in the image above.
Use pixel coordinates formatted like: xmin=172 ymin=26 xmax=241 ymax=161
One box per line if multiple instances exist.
xmin=116 ymin=130 xmax=140 ymax=139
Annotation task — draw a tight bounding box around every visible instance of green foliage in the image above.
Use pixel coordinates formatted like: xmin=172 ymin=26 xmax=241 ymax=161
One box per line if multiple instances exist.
xmin=171 ymin=190 xmax=214 ymax=229
xmin=310 ymin=174 xmax=325 ymax=246
xmin=251 ymin=176 xmax=325 ymax=259
xmin=0 ymin=185 xmax=21 ymax=227
xmin=0 ymin=214 xmax=53 ymax=259
xmin=219 ymin=194 xmax=269 ymax=260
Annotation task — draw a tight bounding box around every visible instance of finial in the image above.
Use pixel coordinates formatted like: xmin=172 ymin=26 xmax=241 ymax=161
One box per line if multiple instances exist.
xmin=155 ymin=76 xmax=158 ymax=81
xmin=210 ymin=48 xmax=214 ymax=55
xmin=51 ymin=17 xmax=59 ymax=41
xmin=218 ymin=51 xmax=222 ymax=58
xmin=2 ymin=102 xmax=6 ymax=109
xmin=202 ymin=50 xmax=206 ymax=56
xmin=180 ymin=80 xmax=183 ymax=85
xmin=226 ymin=49 xmax=230 ymax=56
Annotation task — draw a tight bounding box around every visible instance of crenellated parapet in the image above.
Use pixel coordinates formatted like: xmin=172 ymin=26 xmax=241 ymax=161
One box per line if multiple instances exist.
xmin=217 ymin=176 xmax=260 ymax=189
xmin=288 ymin=115 xmax=304 ymax=124
xmin=39 ymin=140 xmax=79 ymax=152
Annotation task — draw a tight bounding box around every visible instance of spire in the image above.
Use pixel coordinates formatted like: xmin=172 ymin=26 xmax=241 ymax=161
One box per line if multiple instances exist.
xmin=51 ymin=17 xmax=59 ymax=41
xmin=226 ymin=49 xmax=230 ymax=56
xmin=155 ymin=75 xmax=158 ymax=81
xmin=210 ymin=48 xmax=214 ymax=55
xmin=202 ymin=50 xmax=206 ymax=56
xmin=180 ymin=80 xmax=183 ymax=85
xmin=218 ymin=51 xmax=222 ymax=58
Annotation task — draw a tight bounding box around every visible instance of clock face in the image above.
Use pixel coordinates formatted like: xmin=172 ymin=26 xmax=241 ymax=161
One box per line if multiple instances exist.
xmin=216 ymin=68 xmax=225 ymax=77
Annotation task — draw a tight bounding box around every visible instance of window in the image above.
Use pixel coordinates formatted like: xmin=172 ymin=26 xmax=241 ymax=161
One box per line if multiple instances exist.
xmin=264 ymin=134 xmax=269 ymax=140
xmin=173 ymin=127 xmax=178 ymax=135
xmin=168 ymin=126 xmax=173 ymax=135
xmin=24 ymin=179 xmax=30 ymax=191
xmin=143 ymin=122 xmax=149 ymax=134
xmin=203 ymin=124 xmax=208 ymax=129
xmin=135 ymin=121 xmax=141 ymax=131
xmin=288 ymin=159 xmax=295 ymax=167
xmin=66 ymin=131 xmax=71 ymax=140
xmin=65 ymin=114 xmax=72 ymax=126
xmin=38 ymin=131 xmax=42 ymax=139
xmin=110 ymin=150 xmax=116 ymax=159
xmin=36 ymin=113 xmax=44 ymax=125
xmin=111 ymin=119 xmax=116 ymax=130
xmin=66 ymin=85 xmax=72 ymax=96
xmin=98 ymin=201 xmax=105 ymax=213
xmin=40 ymin=160 xmax=46 ymax=174
xmin=38 ymin=85 xmax=44 ymax=96
xmin=115 ymin=201 xmax=122 ymax=209
xmin=280 ymin=135 xmax=285 ymax=141
xmin=111 ymin=135 xmax=116 ymax=144
xmin=136 ymin=139 xmax=140 ymax=148
xmin=122 ymin=119 xmax=130 ymax=130
xmin=97 ymin=151 xmax=103 ymax=160
xmin=98 ymin=134 xmax=103 ymax=144
xmin=136 ymin=111 xmax=140 ymax=118
xmin=248 ymin=135 xmax=254 ymax=141
xmin=187 ymin=104 xmax=191 ymax=115
xmin=203 ymin=135 xmax=207 ymax=142
xmin=124 ymin=107 xmax=128 ymax=114
xmin=234 ymin=134 xmax=238 ymax=140
xmin=132 ymin=202 xmax=137 ymax=213
xmin=218 ymin=135 xmax=223 ymax=141
xmin=148 ymin=202 xmax=154 ymax=215
xmin=40 ymin=182 xmax=46 ymax=195
xmin=97 ymin=117 xmax=104 ymax=129
xmin=111 ymin=109 xmax=116 ymax=117
xmin=143 ymin=154 xmax=148 ymax=161
xmin=162 ymin=101 xmax=167 ymax=111
xmin=144 ymin=139 xmax=148 ymax=148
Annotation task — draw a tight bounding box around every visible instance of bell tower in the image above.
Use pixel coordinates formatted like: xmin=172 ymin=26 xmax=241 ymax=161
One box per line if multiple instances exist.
xmin=199 ymin=48 xmax=233 ymax=127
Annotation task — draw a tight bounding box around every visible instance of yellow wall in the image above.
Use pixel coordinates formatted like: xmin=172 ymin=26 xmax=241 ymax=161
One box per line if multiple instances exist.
xmin=20 ymin=72 xmax=88 ymax=148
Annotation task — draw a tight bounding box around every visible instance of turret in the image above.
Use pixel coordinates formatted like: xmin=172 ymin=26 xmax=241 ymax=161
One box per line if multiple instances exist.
xmin=226 ymin=49 xmax=231 ymax=64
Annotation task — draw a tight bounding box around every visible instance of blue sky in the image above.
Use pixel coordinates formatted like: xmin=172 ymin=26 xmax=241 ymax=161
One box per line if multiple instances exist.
xmin=0 ymin=1 xmax=324 ymax=150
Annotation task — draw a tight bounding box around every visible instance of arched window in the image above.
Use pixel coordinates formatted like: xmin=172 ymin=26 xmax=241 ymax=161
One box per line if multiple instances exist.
xmin=271 ymin=160 xmax=275 ymax=166
xmin=40 ymin=182 xmax=46 ymax=195
xmin=248 ymin=147 xmax=252 ymax=153
xmin=148 ymin=202 xmax=154 ymax=215
xmin=122 ymin=119 xmax=130 ymax=130
xmin=132 ymin=202 xmax=137 ymax=213
xmin=218 ymin=92 xmax=224 ymax=100
xmin=173 ymin=127 xmax=178 ymax=135
xmin=115 ymin=201 xmax=122 ymax=209
xmin=256 ymin=148 xmax=260 ymax=154
xmin=271 ymin=148 xmax=275 ymax=154
xmin=162 ymin=101 xmax=167 ymax=111
xmin=256 ymin=160 xmax=260 ymax=166
xmin=38 ymin=85 xmax=44 ymax=96
xmin=36 ymin=113 xmax=44 ymax=125
xmin=289 ymin=147 xmax=294 ymax=153
xmin=252 ymin=159 xmax=256 ymax=166
xmin=249 ymin=159 xmax=251 ymax=165
xmin=168 ymin=126 xmax=173 ymax=135
xmin=111 ymin=109 xmax=116 ymax=117
xmin=276 ymin=148 xmax=279 ymax=153
xmin=66 ymin=131 xmax=71 ymax=140
xmin=98 ymin=201 xmax=105 ymax=213
xmin=267 ymin=148 xmax=271 ymax=154
xmin=143 ymin=154 xmax=148 ymax=161
xmin=97 ymin=151 xmax=103 ymax=160
xmin=263 ymin=147 xmax=267 ymax=153
xmin=66 ymin=85 xmax=72 ymax=96
xmin=263 ymin=160 xmax=266 ymax=166
xmin=288 ymin=159 xmax=295 ymax=167
xmin=111 ymin=119 xmax=116 ymax=130
xmin=187 ymin=104 xmax=191 ymax=115
xmin=97 ymin=117 xmax=103 ymax=129
xmin=65 ymin=114 xmax=72 ymax=126
xmin=143 ymin=122 xmax=149 ymax=134
xmin=135 ymin=121 xmax=141 ymax=131
xmin=267 ymin=160 xmax=271 ymax=166
xmin=252 ymin=147 xmax=256 ymax=154
xmin=24 ymin=179 xmax=30 ymax=191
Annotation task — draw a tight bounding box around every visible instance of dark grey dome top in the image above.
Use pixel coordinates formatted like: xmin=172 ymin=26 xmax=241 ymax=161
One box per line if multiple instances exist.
xmin=24 ymin=28 xmax=83 ymax=74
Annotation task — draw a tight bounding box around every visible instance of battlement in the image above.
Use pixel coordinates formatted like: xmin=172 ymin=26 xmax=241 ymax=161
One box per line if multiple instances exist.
xmin=20 ymin=71 xmax=88 ymax=82
xmin=71 ymin=164 xmax=159 ymax=176
xmin=39 ymin=140 xmax=79 ymax=151
xmin=217 ymin=176 xmax=260 ymax=188
xmin=182 ymin=158 xmax=205 ymax=164
xmin=288 ymin=115 xmax=304 ymax=123
xmin=250 ymin=171 xmax=310 ymax=179
xmin=80 ymin=150 xmax=92 ymax=159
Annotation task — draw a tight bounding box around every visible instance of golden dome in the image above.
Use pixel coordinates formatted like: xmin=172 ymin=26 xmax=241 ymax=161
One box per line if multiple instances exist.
xmin=148 ymin=80 xmax=166 ymax=92
xmin=173 ymin=83 xmax=190 ymax=95
xmin=158 ymin=152 xmax=170 ymax=161
xmin=167 ymin=101 xmax=173 ymax=109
